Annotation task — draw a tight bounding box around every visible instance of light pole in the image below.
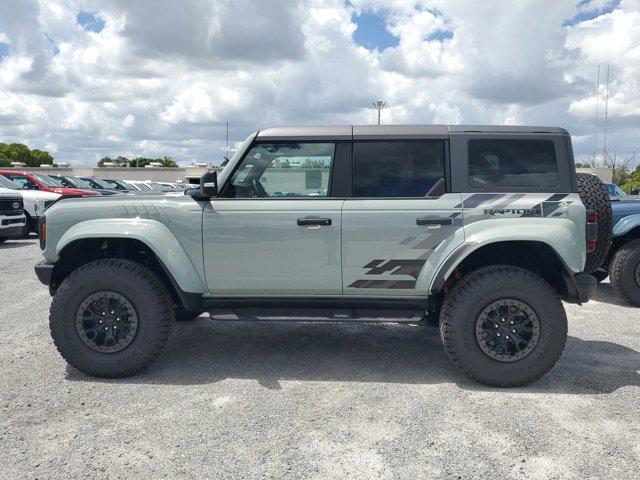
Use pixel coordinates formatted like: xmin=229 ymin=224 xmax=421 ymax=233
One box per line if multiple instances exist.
xmin=372 ymin=100 xmax=387 ymax=125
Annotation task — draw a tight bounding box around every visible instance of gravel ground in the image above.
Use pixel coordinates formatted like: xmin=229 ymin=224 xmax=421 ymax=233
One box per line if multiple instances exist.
xmin=1 ymin=238 xmax=639 ymax=479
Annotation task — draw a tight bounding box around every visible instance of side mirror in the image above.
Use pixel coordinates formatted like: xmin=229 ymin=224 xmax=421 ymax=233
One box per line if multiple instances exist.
xmin=189 ymin=171 xmax=218 ymax=200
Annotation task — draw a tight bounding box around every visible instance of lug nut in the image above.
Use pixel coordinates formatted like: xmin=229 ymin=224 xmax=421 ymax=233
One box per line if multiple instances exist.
xmin=497 ymin=333 xmax=501 ymax=337
xmin=506 ymin=335 xmax=510 ymax=339
xmin=99 ymin=320 xmax=102 ymax=324
xmin=501 ymin=318 xmax=505 ymax=322
xmin=512 ymin=329 xmax=516 ymax=333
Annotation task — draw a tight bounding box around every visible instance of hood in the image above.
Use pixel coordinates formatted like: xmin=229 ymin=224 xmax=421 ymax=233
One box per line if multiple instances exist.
xmin=17 ymin=190 xmax=61 ymax=201
xmin=0 ymin=187 xmax=23 ymax=198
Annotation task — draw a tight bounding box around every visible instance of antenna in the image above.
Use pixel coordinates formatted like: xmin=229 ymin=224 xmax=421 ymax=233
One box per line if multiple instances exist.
xmin=603 ymin=64 xmax=610 ymax=154
xmin=225 ymin=121 xmax=229 ymax=159
xmin=372 ymin=100 xmax=387 ymax=125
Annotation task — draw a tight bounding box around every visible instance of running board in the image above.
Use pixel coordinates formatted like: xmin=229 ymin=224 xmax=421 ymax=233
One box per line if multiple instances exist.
xmin=207 ymin=307 xmax=425 ymax=323
xmin=203 ymin=297 xmax=428 ymax=323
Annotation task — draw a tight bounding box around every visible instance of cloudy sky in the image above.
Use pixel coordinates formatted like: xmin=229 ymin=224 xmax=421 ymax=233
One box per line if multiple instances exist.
xmin=0 ymin=0 xmax=638 ymax=167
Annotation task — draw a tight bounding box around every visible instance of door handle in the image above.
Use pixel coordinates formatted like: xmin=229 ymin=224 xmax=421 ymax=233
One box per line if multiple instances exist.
xmin=416 ymin=217 xmax=453 ymax=226
xmin=297 ymin=217 xmax=332 ymax=226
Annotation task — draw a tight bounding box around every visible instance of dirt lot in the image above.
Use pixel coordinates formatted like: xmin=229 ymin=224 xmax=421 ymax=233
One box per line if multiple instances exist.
xmin=1 ymin=238 xmax=639 ymax=479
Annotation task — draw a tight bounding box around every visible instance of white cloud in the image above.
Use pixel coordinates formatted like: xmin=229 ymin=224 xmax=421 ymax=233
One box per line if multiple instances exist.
xmin=0 ymin=0 xmax=638 ymax=166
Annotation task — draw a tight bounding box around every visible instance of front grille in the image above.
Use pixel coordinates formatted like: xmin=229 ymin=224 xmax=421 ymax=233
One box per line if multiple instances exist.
xmin=0 ymin=197 xmax=23 ymax=216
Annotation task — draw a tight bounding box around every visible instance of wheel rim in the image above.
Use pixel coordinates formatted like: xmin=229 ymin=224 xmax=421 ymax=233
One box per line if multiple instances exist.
xmin=475 ymin=299 xmax=540 ymax=363
xmin=75 ymin=291 xmax=138 ymax=353
xmin=635 ymin=261 xmax=640 ymax=288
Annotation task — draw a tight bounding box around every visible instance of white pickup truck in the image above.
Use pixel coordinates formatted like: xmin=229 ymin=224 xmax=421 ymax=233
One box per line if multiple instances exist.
xmin=0 ymin=188 xmax=26 ymax=243
xmin=0 ymin=174 xmax=60 ymax=237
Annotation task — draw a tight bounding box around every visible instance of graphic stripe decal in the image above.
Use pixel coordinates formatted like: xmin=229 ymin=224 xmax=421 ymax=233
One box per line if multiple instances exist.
xmin=348 ymin=279 xmax=417 ymax=289
xmin=455 ymin=193 xmax=505 ymax=209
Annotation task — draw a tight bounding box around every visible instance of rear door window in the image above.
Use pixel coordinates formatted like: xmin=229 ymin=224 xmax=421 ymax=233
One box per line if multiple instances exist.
xmin=468 ymin=139 xmax=559 ymax=188
xmin=352 ymin=141 xmax=445 ymax=197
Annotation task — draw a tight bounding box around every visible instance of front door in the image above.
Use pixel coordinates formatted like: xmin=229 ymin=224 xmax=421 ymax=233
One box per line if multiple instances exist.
xmin=342 ymin=140 xmax=464 ymax=296
xmin=203 ymin=141 xmax=343 ymax=296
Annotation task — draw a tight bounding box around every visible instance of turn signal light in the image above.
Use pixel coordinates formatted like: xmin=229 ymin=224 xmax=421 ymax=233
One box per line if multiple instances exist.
xmin=587 ymin=213 xmax=598 ymax=223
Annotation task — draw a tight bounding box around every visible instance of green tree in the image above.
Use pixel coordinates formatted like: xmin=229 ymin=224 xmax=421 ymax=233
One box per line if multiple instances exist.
xmin=0 ymin=142 xmax=55 ymax=167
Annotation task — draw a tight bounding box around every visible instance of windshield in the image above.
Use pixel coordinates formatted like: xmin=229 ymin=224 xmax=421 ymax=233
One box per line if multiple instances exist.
xmin=81 ymin=177 xmax=109 ymax=189
xmin=0 ymin=175 xmax=20 ymax=190
xmin=132 ymin=182 xmax=151 ymax=190
xmin=32 ymin=173 xmax=64 ymax=187
xmin=59 ymin=176 xmax=93 ymax=189
xmin=605 ymin=183 xmax=626 ymax=196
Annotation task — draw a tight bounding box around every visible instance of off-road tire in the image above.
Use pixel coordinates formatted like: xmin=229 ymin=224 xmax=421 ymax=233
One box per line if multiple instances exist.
xmin=50 ymin=258 xmax=174 ymax=377
xmin=439 ymin=265 xmax=567 ymax=387
xmin=609 ymin=238 xmax=640 ymax=306
xmin=175 ymin=305 xmax=202 ymax=322
xmin=577 ymin=173 xmax=612 ymax=272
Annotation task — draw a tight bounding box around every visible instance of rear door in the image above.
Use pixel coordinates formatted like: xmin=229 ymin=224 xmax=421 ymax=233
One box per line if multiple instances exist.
xmin=342 ymin=139 xmax=464 ymax=296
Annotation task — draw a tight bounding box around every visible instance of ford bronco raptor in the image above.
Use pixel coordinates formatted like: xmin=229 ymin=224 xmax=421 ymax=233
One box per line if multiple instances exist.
xmin=35 ymin=125 xmax=600 ymax=387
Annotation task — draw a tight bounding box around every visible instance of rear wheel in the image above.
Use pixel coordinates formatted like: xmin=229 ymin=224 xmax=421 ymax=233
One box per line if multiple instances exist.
xmin=440 ymin=265 xmax=567 ymax=387
xmin=577 ymin=173 xmax=612 ymax=272
xmin=609 ymin=238 xmax=640 ymax=306
xmin=50 ymin=258 xmax=174 ymax=377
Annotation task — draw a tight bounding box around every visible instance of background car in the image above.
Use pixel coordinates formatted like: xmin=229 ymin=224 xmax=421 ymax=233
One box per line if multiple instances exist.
xmin=0 ymin=174 xmax=59 ymax=237
xmin=0 ymin=170 xmax=100 ymax=197
xmin=52 ymin=175 xmax=123 ymax=196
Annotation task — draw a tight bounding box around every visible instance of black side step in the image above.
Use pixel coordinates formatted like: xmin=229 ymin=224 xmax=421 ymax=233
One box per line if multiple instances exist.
xmin=203 ymin=297 xmax=428 ymax=323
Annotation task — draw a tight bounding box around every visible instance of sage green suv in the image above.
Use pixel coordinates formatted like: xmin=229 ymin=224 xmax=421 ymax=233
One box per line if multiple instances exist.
xmin=35 ymin=125 xmax=601 ymax=386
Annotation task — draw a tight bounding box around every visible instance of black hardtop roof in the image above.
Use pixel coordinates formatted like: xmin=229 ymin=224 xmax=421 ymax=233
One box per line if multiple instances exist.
xmin=256 ymin=125 xmax=569 ymax=140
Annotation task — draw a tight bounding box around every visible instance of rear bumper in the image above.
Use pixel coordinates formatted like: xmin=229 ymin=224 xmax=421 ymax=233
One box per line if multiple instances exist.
xmin=34 ymin=260 xmax=54 ymax=286
xmin=572 ymin=272 xmax=597 ymax=303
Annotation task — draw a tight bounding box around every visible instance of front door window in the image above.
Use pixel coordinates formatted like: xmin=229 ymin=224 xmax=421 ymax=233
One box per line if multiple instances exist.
xmin=224 ymin=143 xmax=335 ymax=198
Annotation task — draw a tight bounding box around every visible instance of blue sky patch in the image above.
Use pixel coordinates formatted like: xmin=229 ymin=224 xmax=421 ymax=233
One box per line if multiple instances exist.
xmin=0 ymin=42 xmax=9 ymax=60
xmin=353 ymin=11 xmax=399 ymax=51
xmin=77 ymin=11 xmax=105 ymax=33
xmin=564 ymin=0 xmax=620 ymax=26
xmin=427 ymin=30 xmax=453 ymax=41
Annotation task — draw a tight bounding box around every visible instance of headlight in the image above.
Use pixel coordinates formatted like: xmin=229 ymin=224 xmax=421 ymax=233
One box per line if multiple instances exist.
xmin=34 ymin=199 xmax=46 ymax=216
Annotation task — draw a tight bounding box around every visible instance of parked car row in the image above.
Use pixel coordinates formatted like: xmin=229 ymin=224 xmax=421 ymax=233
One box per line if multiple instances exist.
xmin=0 ymin=170 xmax=192 ymax=239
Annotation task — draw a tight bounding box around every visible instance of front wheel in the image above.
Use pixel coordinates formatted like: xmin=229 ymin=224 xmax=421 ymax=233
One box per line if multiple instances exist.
xmin=609 ymin=238 xmax=640 ymax=306
xmin=440 ymin=265 xmax=567 ymax=387
xmin=50 ymin=259 xmax=175 ymax=377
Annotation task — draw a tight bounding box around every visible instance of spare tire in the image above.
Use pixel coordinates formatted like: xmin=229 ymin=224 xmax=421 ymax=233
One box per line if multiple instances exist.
xmin=576 ymin=173 xmax=612 ymax=272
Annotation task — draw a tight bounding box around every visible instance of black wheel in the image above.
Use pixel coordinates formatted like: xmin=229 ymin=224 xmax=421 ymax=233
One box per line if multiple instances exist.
xmin=175 ymin=305 xmax=202 ymax=322
xmin=609 ymin=238 xmax=640 ymax=306
xmin=20 ymin=212 xmax=31 ymax=238
xmin=592 ymin=269 xmax=608 ymax=283
xmin=440 ymin=265 xmax=567 ymax=387
xmin=50 ymin=258 xmax=174 ymax=377
xmin=577 ymin=173 xmax=612 ymax=272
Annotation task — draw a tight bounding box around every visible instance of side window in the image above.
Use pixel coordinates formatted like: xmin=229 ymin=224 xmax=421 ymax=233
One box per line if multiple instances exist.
xmin=468 ymin=139 xmax=559 ymax=188
xmin=353 ymin=141 xmax=445 ymax=197
xmin=225 ymin=143 xmax=334 ymax=198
